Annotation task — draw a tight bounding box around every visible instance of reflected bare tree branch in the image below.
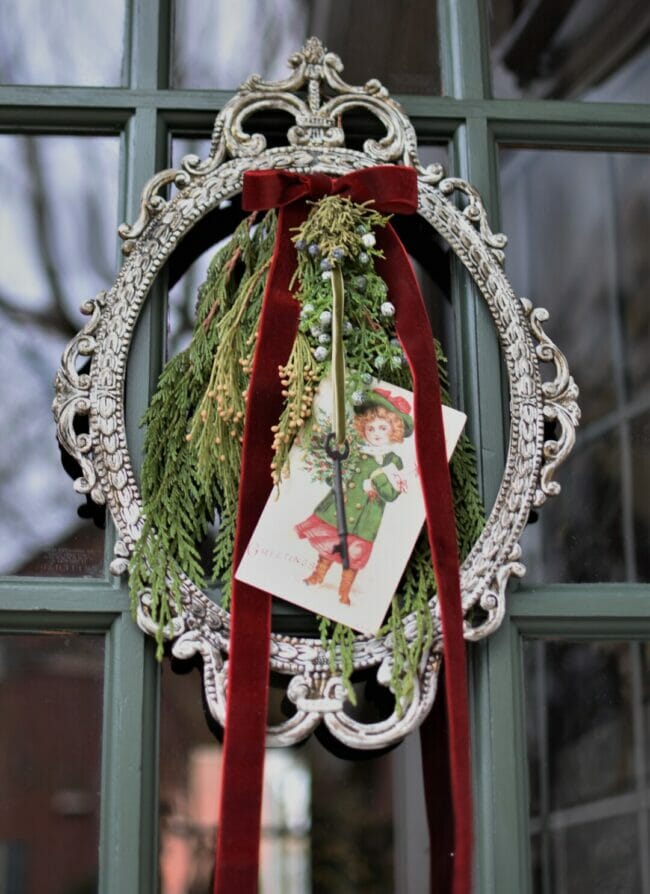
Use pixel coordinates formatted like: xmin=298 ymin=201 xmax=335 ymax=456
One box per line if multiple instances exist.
xmin=0 ymin=134 xmax=118 ymax=574
xmin=0 ymin=290 xmax=76 ymax=338
xmin=0 ymin=0 xmax=124 ymax=87
xmin=23 ymin=138 xmax=79 ymax=337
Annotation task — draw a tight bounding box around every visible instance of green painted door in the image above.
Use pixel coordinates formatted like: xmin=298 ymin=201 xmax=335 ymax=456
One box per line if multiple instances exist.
xmin=1 ymin=1 xmax=648 ymax=891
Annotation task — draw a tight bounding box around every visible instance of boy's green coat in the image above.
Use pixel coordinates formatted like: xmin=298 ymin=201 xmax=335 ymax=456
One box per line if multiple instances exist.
xmin=314 ymin=450 xmax=404 ymax=541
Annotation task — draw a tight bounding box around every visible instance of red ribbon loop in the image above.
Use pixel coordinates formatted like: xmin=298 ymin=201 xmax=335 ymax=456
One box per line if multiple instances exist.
xmin=242 ymin=165 xmax=419 ymax=214
xmin=215 ymin=166 xmax=471 ymax=894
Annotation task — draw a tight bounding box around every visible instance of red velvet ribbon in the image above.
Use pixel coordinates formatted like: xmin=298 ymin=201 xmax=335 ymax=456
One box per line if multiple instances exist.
xmin=213 ymin=166 xmax=472 ymax=894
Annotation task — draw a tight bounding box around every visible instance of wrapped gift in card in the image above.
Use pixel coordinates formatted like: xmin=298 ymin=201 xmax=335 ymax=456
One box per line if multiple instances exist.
xmin=235 ymin=378 xmax=466 ymax=636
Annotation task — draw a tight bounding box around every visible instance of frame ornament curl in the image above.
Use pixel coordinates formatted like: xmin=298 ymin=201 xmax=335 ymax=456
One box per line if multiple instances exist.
xmin=53 ymin=38 xmax=579 ymax=749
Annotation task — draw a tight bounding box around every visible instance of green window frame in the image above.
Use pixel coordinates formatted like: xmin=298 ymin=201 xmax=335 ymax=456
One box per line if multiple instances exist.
xmin=1 ymin=1 xmax=648 ymax=890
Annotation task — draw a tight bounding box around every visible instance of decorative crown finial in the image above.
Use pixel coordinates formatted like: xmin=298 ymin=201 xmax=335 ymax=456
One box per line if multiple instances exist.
xmin=203 ymin=34 xmax=407 ymax=164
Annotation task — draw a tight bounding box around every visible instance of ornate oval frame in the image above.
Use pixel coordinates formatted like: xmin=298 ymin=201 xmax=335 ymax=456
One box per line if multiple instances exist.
xmin=53 ymin=38 xmax=579 ymax=749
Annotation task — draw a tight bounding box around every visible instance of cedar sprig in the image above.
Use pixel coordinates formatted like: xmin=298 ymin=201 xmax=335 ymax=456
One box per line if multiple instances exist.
xmin=291 ymin=195 xmax=390 ymax=269
xmin=271 ymin=333 xmax=322 ymax=486
xmin=129 ymin=211 xmax=277 ymax=645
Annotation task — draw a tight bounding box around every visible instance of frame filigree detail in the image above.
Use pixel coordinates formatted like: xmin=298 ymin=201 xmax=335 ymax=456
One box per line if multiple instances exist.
xmin=53 ymin=38 xmax=580 ymax=750
xmin=522 ymin=299 xmax=581 ymax=508
xmin=53 ymin=291 xmax=107 ymax=505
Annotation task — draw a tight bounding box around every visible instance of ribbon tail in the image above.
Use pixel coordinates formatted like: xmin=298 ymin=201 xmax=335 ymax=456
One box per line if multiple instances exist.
xmin=421 ymin=667 xmax=455 ymax=890
xmin=375 ymin=225 xmax=473 ymax=894
xmin=213 ymin=203 xmax=304 ymax=893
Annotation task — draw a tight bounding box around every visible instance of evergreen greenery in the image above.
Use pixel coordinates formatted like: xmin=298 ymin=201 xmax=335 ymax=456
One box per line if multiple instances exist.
xmin=130 ymin=198 xmax=485 ymax=715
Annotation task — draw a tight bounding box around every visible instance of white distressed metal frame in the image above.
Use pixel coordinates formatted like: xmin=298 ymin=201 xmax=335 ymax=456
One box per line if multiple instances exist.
xmin=53 ymin=38 xmax=579 ymax=749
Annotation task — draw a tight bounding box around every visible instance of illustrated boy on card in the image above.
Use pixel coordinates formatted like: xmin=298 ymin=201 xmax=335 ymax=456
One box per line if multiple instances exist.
xmin=295 ymin=388 xmax=414 ymax=606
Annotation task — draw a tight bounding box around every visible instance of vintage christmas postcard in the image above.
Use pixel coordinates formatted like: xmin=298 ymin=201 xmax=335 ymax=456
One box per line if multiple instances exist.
xmin=235 ymin=378 xmax=466 ymax=635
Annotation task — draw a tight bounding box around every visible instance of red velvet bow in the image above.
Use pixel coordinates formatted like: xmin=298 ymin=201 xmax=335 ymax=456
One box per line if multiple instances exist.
xmin=243 ymin=166 xmax=419 ymax=213
xmin=214 ymin=167 xmax=472 ymax=894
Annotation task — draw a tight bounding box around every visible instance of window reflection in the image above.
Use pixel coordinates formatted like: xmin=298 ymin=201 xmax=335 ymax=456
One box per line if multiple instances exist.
xmin=489 ymin=0 xmax=650 ymax=102
xmin=172 ymin=0 xmax=441 ymax=95
xmin=159 ymin=662 xmax=394 ymax=893
xmin=168 ymin=139 xmax=214 ymax=356
xmin=501 ymin=149 xmax=650 ymax=583
xmin=633 ymin=416 xmax=650 ymax=579
xmin=160 ymin=743 xmax=310 ymax=894
xmin=611 ymin=155 xmax=650 ymax=400
xmin=550 ymin=815 xmax=641 ymax=892
xmin=0 ymin=0 xmax=126 ymax=87
xmin=525 ymin=438 xmax=627 ymax=583
xmin=0 ymin=633 xmax=104 ymax=894
xmin=526 ymin=640 xmax=650 ymax=893
xmin=0 ymin=136 xmax=119 ymax=576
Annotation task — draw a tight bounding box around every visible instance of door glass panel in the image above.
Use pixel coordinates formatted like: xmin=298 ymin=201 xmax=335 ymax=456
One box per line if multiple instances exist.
xmin=0 ymin=633 xmax=104 ymax=894
xmin=525 ymin=640 xmax=650 ymax=892
xmin=488 ymin=0 xmax=650 ymax=102
xmin=172 ymin=0 xmax=441 ymax=95
xmin=632 ymin=414 xmax=650 ymax=583
xmin=0 ymin=135 xmax=119 ymax=576
xmin=159 ymin=662 xmax=395 ymax=892
xmin=547 ymin=815 xmax=642 ymax=893
xmin=612 ymin=154 xmax=650 ymax=400
xmin=526 ymin=437 xmax=626 ymax=583
xmin=500 ymin=149 xmax=650 ymax=583
xmin=168 ymin=138 xmax=214 ymax=356
xmin=0 ymin=0 xmax=126 ymax=86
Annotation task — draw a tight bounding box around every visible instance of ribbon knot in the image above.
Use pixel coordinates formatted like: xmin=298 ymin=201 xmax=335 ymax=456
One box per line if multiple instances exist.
xmin=304 ymin=170 xmax=335 ymax=198
xmin=242 ymin=165 xmax=419 ymax=214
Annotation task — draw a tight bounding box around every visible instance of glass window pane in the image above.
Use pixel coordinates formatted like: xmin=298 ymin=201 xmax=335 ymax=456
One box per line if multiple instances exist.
xmin=643 ymin=640 xmax=650 ymax=791
xmin=526 ymin=641 xmax=650 ymax=893
xmin=0 ymin=136 xmax=120 ymax=576
xmin=632 ymin=414 xmax=650 ymax=583
xmin=0 ymin=0 xmax=126 ymax=86
xmin=168 ymin=138 xmax=214 ymax=356
xmin=500 ymin=149 xmax=650 ymax=583
xmin=488 ymin=1 xmax=650 ymax=102
xmin=159 ymin=662 xmax=395 ymax=892
xmin=0 ymin=633 xmax=104 ymax=893
xmin=172 ymin=0 xmax=441 ymax=95
xmin=549 ymin=815 xmax=641 ymax=893
xmin=523 ymin=438 xmax=626 ymax=583
xmin=612 ymin=154 xmax=650 ymax=400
